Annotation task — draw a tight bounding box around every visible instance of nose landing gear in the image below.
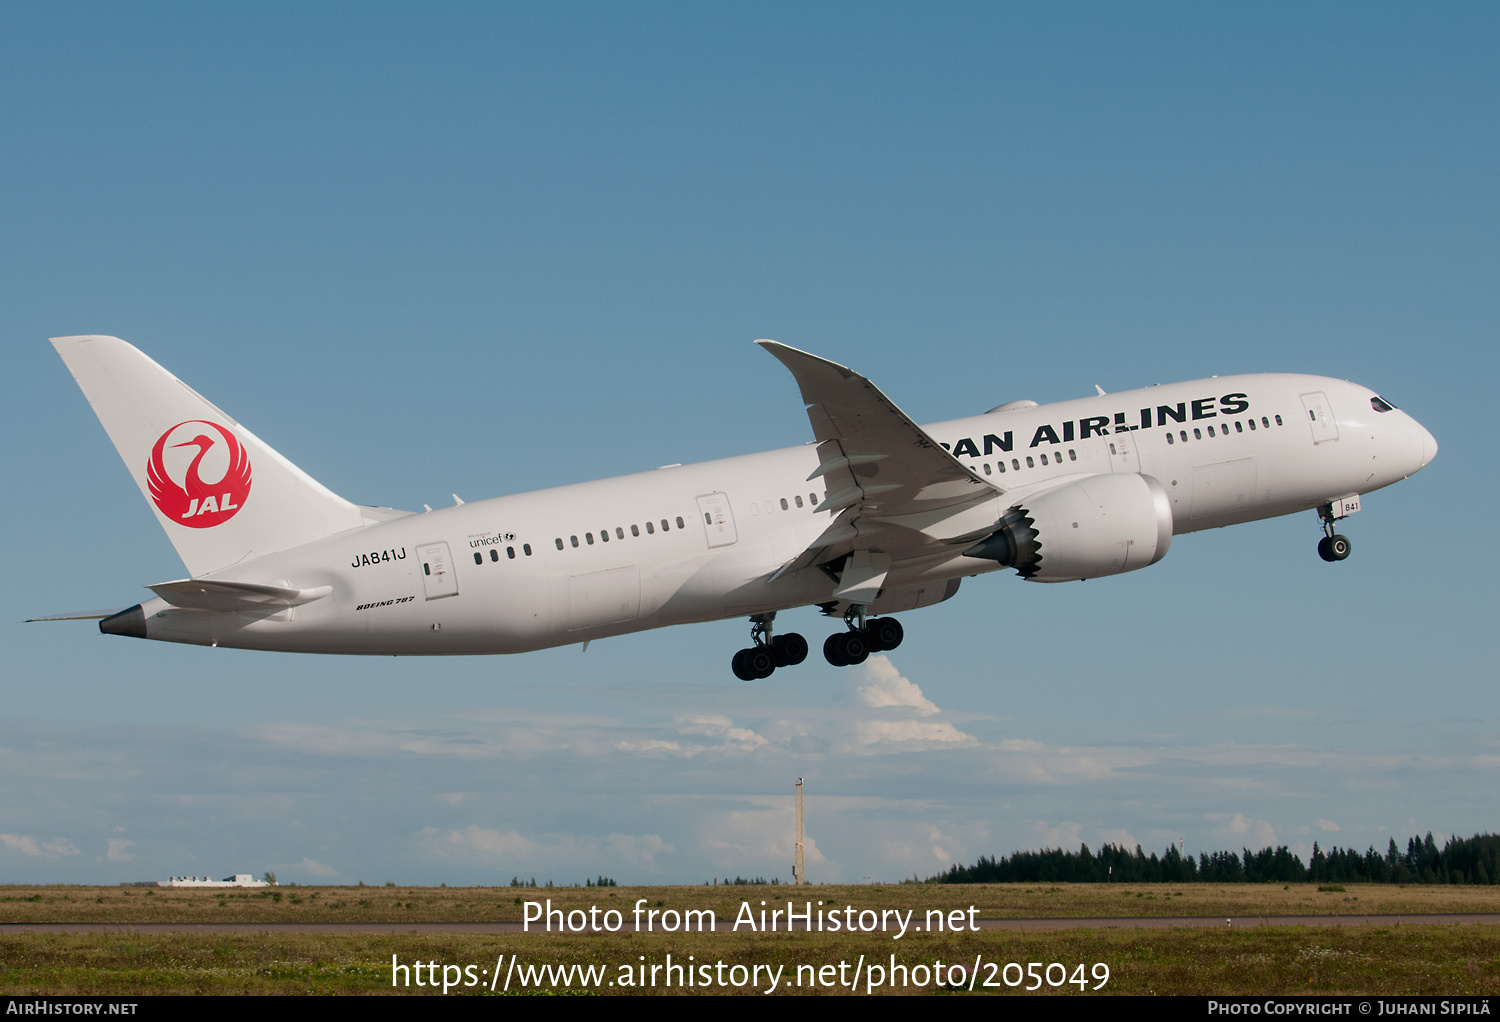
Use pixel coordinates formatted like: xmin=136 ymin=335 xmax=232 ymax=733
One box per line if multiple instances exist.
xmin=730 ymin=613 xmax=808 ymax=681
xmin=1316 ymin=504 xmax=1353 ymax=562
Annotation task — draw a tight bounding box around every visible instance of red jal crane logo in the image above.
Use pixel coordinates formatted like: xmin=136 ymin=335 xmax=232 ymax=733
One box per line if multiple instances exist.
xmin=147 ymin=421 xmax=253 ymax=528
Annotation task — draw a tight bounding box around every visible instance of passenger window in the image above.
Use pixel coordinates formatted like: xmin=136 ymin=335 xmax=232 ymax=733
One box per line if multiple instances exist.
xmin=1109 ymin=443 xmax=1117 ymax=454
xmin=982 ymin=463 xmax=991 ymax=475
xmin=473 ymin=552 xmax=483 ymax=565
xmin=1249 ymin=419 xmax=1257 ymax=430
xmin=1208 ymin=426 xmax=1215 ymax=437
xmin=508 ymin=547 xmax=516 ymax=559
xmin=1025 ymin=456 xmax=1035 ymax=468
xmin=998 ymin=461 xmax=1006 ymax=473
xmin=1167 ymin=433 xmax=1175 ymax=444
xmin=810 ymin=493 xmax=818 ymax=505
xmin=646 ymin=522 xmax=655 ymax=534
xmin=1180 ymin=430 xmax=1188 ymax=442
xmin=1068 ymin=449 xmax=1076 ymax=461
xmin=1194 ymin=428 xmax=1202 ymax=439
xmin=490 ymin=549 xmax=499 ymax=562
xmin=555 ymin=538 xmax=564 ymax=550
xmin=600 ymin=529 xmax=609 ymax=542
xmin=780 ymin=499 xmax=788 ymax=511
xmin=1040 ymin=453 xmax=1048 ymax=465
xmin=1012 ymin=459 xmax=1020 ymax=470
xmin=570 ymin=535 xmax=579 ymax=547
xmin=661 ymin=519 xmax=670 ymax=532
xmin=585 ymin=532 xmax=594 ymax=544
xmin=676 ymin=516 xmax=685 ymax=529
xmin=1275 ymin=414 xmax=1283 ymax=426
xmin=1235 ymin=421 xmax=1243 ymax=433
xmin=523 ymin=544 xmax=531 ymax=556
xmin=631 ymin=525 xmax=640 ymax=537
xmin=616 ymin=527 xmax=624 ymax=539
xmin=1261 ymin=417 xmax=1269 ymax=428
xmin=795 ymin=495 xmax=804 ymax=507
xmin=704 ymin=513 xmax=712 ymax=525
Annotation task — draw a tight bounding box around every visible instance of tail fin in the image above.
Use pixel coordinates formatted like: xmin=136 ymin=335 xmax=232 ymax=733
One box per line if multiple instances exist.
xmin=52 ymin=335 xmax=374 ymax=577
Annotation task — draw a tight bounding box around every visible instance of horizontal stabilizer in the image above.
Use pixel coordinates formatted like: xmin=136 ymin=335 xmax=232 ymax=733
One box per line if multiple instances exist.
xmin=148 ymin=578 xmax=333 ymax=612
xmin=25 ymin=609 xmax=127 ymax=622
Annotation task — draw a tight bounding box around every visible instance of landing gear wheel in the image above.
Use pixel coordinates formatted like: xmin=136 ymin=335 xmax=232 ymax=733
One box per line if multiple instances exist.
xmin=773 ymin=633 xmax=808 ymax=667
xmin=826 ymin=630 xmax=868 ymax=666
xmin=867 ymin=618 xmax=904 ymax=652
xmin=1318 ymin=535 xmax=1352 ymax=562
xmin=747 ymin=647 xmax=775 ymax=679
xmin=731 ymin=647 xmax=775 ymax=680
xmin=823 ymin=633 xmax=849 ymax=667
xmin=731 ymin=648 xmax=756 ymax=681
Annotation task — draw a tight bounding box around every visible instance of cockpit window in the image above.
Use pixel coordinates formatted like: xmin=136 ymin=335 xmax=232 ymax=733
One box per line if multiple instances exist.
xmin=1371 ymin=396 xmax=1396 ymax=412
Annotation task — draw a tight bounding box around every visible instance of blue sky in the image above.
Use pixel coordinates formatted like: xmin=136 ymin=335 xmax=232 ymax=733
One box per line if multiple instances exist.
xmin=2 ymin=2 xmax=1496 ymax=885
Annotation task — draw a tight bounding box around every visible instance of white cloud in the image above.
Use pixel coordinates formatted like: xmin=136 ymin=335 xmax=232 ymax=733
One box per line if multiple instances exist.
xmin=698 ymin=807 xmax=827 ymax=873
xmin=1 ymin=834 xmax=41 ymax=856
xmin=296 ymin=858 xmax=339 ymax=878
xmin=106 ymin=839 xmax=134 ymax=862
xmin=420 ymin=826 xmax=537 ymax=861
xmin=1100 ymin=828 xmax=1139 ymax=850
xmin=675 ymin=713 xmax=768 ymax=750
xmin=435 ymin=792 xmax=466 ymax=806
xmin=853 ymin=656 xmax=940 ymax=716
xmin=416 ymin=826 xmax=676 ymax=871
xmin=1034 ymin=820 xmax=1084 ymax=849
xmin=853 ymin=719 xmax=974 ymax=746
xmin=1210 ymin=813 xmax=1278 ymax=848
xmin=615 ymin=739 xmax=683 ymax=754
xmin=605 ymin=833 xmax=673 ymax=864
xmin=0 ymin=834 xmax=78 ymax=858
xmin=1317 ymin=819 xmax=1341 ymax=832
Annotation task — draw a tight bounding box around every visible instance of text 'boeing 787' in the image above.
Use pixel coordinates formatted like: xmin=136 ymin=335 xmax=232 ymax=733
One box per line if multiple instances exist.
xmin=37 ymin=336 xmax=1435 ymax=679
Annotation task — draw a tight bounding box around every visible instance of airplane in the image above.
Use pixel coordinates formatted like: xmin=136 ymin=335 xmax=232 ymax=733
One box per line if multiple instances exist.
xmin=37 ymin=335 xmax=1436 ymax=680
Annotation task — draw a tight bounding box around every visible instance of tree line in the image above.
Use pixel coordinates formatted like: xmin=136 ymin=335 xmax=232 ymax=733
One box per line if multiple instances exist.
xmin=931 ymin=832 xmax=1500 ymax=885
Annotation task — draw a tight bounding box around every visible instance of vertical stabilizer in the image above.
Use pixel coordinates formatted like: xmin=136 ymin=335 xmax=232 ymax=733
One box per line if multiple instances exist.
xmin=52 ymin=335 xmax=368 ymax=576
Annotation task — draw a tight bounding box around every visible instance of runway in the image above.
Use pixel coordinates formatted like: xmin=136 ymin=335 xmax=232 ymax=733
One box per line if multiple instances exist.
xmin=5 ymin=913 xmax=1500 ymax=934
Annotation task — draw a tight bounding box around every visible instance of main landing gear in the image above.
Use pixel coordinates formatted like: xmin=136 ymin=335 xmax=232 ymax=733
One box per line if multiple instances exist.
xmin=1316 ymin=506 xmax=1352 ymax=563
xmin=731 ymin=613 xmax=809 ymax=681
xmin=729 ymin=608 xmax=906 ymax=678
xmin=823 ymin=605 xmax=903 ymax=667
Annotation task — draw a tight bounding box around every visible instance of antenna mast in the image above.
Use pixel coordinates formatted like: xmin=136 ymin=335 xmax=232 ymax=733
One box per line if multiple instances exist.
xmin=794 ymin=777 xmax=805 ymax=886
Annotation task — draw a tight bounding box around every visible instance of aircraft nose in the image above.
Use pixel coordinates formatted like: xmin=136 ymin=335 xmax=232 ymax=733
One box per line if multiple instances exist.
xmin=1418 ymin=421 xmax=1437 ymax=469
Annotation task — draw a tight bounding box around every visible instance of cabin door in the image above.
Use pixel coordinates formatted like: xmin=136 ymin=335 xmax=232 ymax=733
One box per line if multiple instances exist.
xmin=696 ymin=492 xmax=738 ymax=547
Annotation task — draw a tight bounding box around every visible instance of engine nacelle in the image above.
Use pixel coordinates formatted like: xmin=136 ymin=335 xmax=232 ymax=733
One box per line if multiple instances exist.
xmin=963 ymin=474 xmax=1173 ymax=582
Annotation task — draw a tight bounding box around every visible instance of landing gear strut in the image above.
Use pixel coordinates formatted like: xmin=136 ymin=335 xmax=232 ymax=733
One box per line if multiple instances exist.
xmin=1316 ymin=506 xmax=1352 ymax=562
xmin=731 ymin=612 xmax=808 ymax=681
xmin=822 ymin=606 xmax=904 ymax=667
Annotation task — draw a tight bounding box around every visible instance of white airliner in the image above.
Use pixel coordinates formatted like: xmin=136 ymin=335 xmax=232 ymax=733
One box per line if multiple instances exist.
xmin=40 ymin=336 xmax=1436 ymax=679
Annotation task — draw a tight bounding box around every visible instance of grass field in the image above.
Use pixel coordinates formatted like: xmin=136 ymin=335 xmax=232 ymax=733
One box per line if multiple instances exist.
xmin=4 ymin=881 xmax=1500 ymax=924
xmin=2 ymin=927 xmax=1497 ymax=995
xmin=3 ymin=884 xmax=1498 ymax=996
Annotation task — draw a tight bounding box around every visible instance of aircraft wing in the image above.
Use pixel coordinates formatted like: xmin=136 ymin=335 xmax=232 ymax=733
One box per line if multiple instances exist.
xmin=757 ymin=341 xmax=1005 ymax=596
